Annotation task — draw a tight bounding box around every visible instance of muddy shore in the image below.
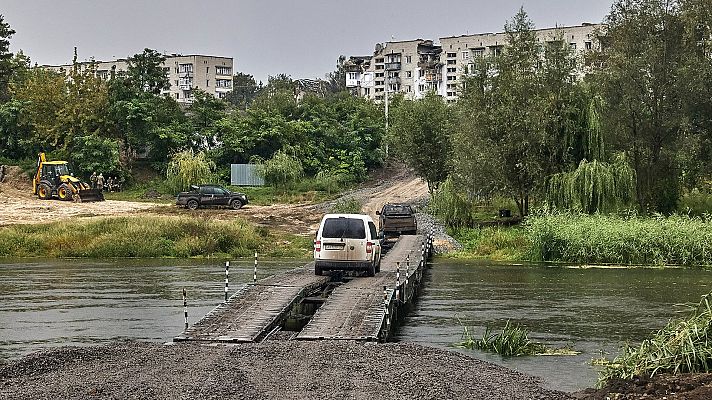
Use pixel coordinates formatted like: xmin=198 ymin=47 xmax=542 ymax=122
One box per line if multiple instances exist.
xmin=0 ymin=341 xmax=570 ymax=400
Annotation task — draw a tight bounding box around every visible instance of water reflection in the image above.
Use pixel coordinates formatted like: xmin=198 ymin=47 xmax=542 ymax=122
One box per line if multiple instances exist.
xmin=395 ymin=260 xmax=712 ymax=392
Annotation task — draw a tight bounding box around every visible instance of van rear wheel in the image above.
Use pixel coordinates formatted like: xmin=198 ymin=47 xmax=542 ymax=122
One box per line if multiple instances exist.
xmin=315 ymin=265 xmax=323 ymax=276
xmin=366 ymin=263 xmax=375 ymax=277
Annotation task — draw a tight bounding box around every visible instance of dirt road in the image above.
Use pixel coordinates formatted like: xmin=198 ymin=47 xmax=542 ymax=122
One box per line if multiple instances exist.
xmin=0 ymin=164 xmax=429 ymax=234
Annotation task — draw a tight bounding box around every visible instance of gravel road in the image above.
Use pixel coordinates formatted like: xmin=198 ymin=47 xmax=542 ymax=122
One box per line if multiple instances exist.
xmin=0 ymin=341 xmax=571 ymax=400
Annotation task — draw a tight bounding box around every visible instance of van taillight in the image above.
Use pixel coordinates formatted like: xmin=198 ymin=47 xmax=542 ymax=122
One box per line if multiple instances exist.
xmin=366 ymin=241 xmax=373 ymax=254
xmin=315 ymin=240 xmax=321 ymax=252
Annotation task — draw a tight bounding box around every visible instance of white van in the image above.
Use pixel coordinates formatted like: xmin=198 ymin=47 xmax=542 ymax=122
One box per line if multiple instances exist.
xmin=314 ymin=214 xmax=382 ymax=276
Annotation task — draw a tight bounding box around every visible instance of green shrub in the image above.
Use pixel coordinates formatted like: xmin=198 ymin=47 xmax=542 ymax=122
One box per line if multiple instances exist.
xmin=459 ymin=321 xmax=546 ymax=356
xmin=258 ymin=151 xmax=304 ymax=190
xmin=599 ymin=291 xmax=712 ymax=384
xmin=166 ymin=150 xmax=215 ymax=194
xmin=679 ymin=190 xmax=712 ymax=217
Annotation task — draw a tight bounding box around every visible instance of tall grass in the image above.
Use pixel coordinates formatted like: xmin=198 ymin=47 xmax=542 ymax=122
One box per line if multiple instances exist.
xmin=330 ymin=198 xmax=362 ymax=214
xmin=459 ymin=321 xmax=546 ymax=356
xmin=599 ymin=291 xmax=712 ymax=384
xmin=449 ymin=227 xmax=529 ymax=260
xmin=527 ymin=212 xmax=712 ymax=266
xmin=0 ymin=216 xmax=312 ymax=258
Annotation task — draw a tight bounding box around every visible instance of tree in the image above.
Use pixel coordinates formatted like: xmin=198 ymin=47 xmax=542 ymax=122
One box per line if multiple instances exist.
xmin=594 ymin=0 xmax=688 ymax=212
xmin=0 ymin=14 xmax=17 ymax=102
xmin=389 ymin=92 xmax=452 ymax=192
xmin=454 ymin=8 xmax=545 ymax=217
xmin=166 ymin=150 xmax=215 ymax=193
xmin=188 ymin=89 xmax=227 ymax=150
xmin=71 ymin=135 xmax=121 ymax=177
xmin=125 ymin=48 xmax=170 ymax=94
xmin=225 ymin=72 xmax=260 ymax=110
xmin=326 ymin=55 xmax=347 ymax=93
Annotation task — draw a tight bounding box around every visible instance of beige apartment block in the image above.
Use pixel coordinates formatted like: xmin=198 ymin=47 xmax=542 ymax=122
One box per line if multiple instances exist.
xmin=43 ymin=54 xmax=233 ymax=104
xmin=345 ymin=39 xmax=443 ymax=102
xmin=439 ymin=23 xmax=603 ymax=100
xmin=346 ymin=23 xmax=604 ymax=102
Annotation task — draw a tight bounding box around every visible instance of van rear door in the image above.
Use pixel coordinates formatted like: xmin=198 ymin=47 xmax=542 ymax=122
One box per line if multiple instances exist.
xmin=320 ymin=217 xmax=367 ymax=262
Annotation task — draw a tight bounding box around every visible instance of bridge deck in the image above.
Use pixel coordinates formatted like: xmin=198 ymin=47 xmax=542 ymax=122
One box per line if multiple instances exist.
xmin=296 ymin=235 xmax=425 ymax=341
xmin=174 ymin=265 xmax=329 ymax=343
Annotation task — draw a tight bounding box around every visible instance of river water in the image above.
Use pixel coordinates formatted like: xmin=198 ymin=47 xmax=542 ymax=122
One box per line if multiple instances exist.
xmin=1 ymin=258 xmax=710 ymax=392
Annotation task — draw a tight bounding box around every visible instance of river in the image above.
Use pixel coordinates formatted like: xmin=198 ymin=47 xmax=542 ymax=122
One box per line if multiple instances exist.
xmin=1 ymin=258 xmax=710 ymax=392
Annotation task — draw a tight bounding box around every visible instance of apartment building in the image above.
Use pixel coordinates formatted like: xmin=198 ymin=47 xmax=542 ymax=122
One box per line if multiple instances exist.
xmin=345 ymin=23 xmax=604 ymax=102
xmin=44 ymin=54 xmax=233 ymax=104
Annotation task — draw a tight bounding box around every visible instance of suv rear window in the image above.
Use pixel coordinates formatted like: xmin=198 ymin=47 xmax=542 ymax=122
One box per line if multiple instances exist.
xmin=383 ymin=204 xmax=412 ymax=215
xmin=322 ymin=218 xmax=366 ymax=239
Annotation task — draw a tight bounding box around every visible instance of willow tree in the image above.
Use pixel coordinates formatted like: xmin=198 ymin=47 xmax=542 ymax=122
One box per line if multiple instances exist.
xmin=166 ymin=149 xmax=215 ymax=193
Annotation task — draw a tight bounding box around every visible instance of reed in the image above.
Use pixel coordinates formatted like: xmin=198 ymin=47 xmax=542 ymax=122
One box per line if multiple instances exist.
xmin=0 ymin=216 xmax=311 ymax=258
xmin=599 ymin=291 xmax=712 ymax=384
xmin=449 ymin=227 xmax=529 ymax=260
xmin=526 ymin=212 xmax=712 ymax=266
xmin=459 ymin=321 xmax=547 ymax=356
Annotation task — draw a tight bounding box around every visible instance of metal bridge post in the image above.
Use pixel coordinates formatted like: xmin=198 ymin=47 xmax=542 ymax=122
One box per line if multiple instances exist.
xmin=396 ymin=262 xmax=401 ymax=303
xmin=182 ymin=288 xmax=188 ymax=329
xmin=383 ymin=285 xmax=390 ymax=329
xmin=224 ymin=261 xmax=229 ymax=302
xmin=253 ymin=251 xmax=258 ymax=284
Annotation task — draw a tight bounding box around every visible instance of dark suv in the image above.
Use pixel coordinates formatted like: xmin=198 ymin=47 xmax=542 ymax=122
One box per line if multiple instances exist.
xmin=176 ymin=184 xmax=248 ymax=210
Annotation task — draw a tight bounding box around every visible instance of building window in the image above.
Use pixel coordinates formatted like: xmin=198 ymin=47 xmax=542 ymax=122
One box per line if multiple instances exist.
xmin=447 ymin=52 xmax=456 ymax=58
xmin=462 ymin=51 xmax=470 ymax=59
xmin=176 ymin=93 xmax=179 ymax=99
xmin=206 ymin=80 xmax=210 ymax=87
xmin=447 ymin=76 xmax=456 ymax=81
xmin=364 ymin=88 xmax=370 ymax=95
xmin=447 ymin=92 xmax=455 ymax=97
xmin=406 ymin=71 xmax=412 ymax=78
xmin=405 ymin=55 xmax=411 ymax=63
xmin=447 ymin=59 xmax=456 ymax=65
xmin=216 ymin=79 xmax=231 ymax=88
xmin=179 ymin=63 xmax=193 ymax=73
xmin=570 ymin=43 xmax=577 ymax=49
xmin=375 ymin=72 xmax=384 ymax=78
xmin=406 ymin=85 xmax=411 ymax=92
xmin=585 ymin=41 xmax=592 ymax=50
xmin=447 ymin=67 xmax=456 ymax=73
xmin=375 ymin=58 xmax=384 ymax=63
xmin=348 ymin=72 xmax=358 ymax=80
xmin=216 ymin=66 xmax=232 ymax=75
xmin=418 ymin=84 xmax=425 ymax=92
xmin=419 ymin=70 xmax=425 ymax=77
xmin=473 ymin=48 xmax=485 ymax=57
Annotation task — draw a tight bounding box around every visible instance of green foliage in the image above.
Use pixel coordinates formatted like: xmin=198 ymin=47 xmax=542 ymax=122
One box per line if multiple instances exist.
xmin=0 ymin=216 xmax=310 ymax=258
xmin=459 ymin=321 xmax=547 ymax=356
xmin=258 ymin=150 xmax=304 ymax=189
xmin=429 ymin=177 xmax=476 ymax=228
xmin=166 ymin=150 xmax=215 ymax=194
xmin=71 ymin=135 xmax=121 ymax=177
xmin=599 ymin=291 xmax=712 ymax=384
xmin=0 ymin=14 xmax=16 ymax=102
xmin=330 ymin=198 xmax=362 ymax=214
xmin=679 ymin=190 xmax=712 ymax=217
xmin=389 ymin=91 xmax=451 ymax=192
xmin=545 ymin=155 xmax=636 ymax=213
xmin=526 ymin=212 xmax=712 ymax=266
xmin=125 ymin=48 xmax=170 ymax=94
xmin=225 ymin=72 xmax=261 ymax=110
xmin=450 ymin=227 xmax=529 ymax=261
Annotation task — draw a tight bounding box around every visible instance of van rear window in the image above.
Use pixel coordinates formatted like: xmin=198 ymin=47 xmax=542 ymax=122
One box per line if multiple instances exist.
xmin=322 ymin=218 xmax=366 ymax=239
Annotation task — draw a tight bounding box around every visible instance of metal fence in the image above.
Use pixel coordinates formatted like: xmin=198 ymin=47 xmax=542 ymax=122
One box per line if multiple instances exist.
xmin=230 ymin=164 xmax=264 ymax=186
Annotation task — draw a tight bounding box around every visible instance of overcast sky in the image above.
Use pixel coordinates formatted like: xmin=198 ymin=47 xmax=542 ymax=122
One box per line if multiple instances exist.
xmin=3 ymin=0 xmax=612 ymax=83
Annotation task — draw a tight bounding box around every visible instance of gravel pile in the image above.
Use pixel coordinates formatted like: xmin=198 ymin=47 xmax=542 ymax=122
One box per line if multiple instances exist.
xmin=0 ymin=341 xmax=571 ymax=400
xmin=416 ymin=212 xmax=463 ymax=255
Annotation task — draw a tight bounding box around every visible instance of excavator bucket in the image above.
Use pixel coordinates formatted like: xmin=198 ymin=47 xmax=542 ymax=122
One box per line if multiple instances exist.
xmin=75 ymin=188 xmax=105 ymax=202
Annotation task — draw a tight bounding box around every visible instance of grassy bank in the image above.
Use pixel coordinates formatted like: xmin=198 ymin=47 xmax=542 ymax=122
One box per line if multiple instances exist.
xmin=449 ymin=213 xmax=712 ymax=267
xmin=0 ymin=216 xmax=313 ymax=258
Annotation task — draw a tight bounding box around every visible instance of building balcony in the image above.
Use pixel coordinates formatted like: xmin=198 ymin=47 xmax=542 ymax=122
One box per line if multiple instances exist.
xmin=387 ymin=77 xmax=401 ymax=85
xmin=385 ymin=62 xmax=401 ymax=71
xmin=418 ymin=60 xmax=442 ymax=69
xmin=179 ymin=84 xmax=192 ymax=91
xmin=179 ymin=71 xmax=193 ymax=78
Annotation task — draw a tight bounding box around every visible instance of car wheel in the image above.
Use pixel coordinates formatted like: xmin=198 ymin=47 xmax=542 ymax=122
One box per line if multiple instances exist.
xmin=376 ymin=258 xmax=381 ymax=273
xmin=315 ymin=265 xmax=323 ymax=276
xmin=230 ymin=199 xmax=243 ymax=210
xmin=187 ymin=199 xmax=199 ymax=210
xmin=366 ymin=262 xmax=375 ymax=277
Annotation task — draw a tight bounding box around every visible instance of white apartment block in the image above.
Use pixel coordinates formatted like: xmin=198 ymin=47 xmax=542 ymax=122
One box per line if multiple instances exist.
xmin=346 ymin=23 xmax=604 ymax=102
xmin=43 ymin=54 xmax=233 ymax=104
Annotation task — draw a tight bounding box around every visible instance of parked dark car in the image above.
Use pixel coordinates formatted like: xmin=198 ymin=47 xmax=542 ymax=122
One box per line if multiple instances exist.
xmin=176 ymin=184 xmax=248 ymax=210
xmin=377 ymin=203 xmax=417 ymax=239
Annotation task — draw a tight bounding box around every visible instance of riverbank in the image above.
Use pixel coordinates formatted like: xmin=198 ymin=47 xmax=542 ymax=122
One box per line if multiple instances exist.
xmin=447 ymin=213 xmax=712 ymax=267
xmin=0 ymin=215 xmax=312 ymax=258
xmin=0 ymin=340 xmax=569 ymax=400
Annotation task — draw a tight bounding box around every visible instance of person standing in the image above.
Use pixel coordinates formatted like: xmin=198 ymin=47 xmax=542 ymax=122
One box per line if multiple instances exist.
xmin=107 ymin=176 xmax=114 ymax=192
xmin=90 ymin=171 xmax=97 ymax=189
xmin=97 ymin=173 xmax=105 ymax=192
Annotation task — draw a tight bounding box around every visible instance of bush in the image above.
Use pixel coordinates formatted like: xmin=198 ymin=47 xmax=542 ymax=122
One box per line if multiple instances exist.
xmin=258 ymin=151 xmax=304 ymax=190
xmin=679 ymin=190 xmax=712 ymax=217
xmin=599 ymin=291 xmax=712 ymax=384
xmin=330 ymin=198 xmax=362 ymax=214
xmin=459 ymin=321 xmax=546 ymax=356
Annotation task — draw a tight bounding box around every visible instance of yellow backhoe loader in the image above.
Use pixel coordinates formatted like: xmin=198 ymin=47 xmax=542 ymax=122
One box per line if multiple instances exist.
xmin=33 ymin=152 xmax=104 ymax=202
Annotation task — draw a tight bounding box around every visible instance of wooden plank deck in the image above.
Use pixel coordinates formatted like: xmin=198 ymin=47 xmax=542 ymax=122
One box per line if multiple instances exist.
xmin=296 ymin=235 xmax=426 ymax=341
xmin=174 ymin=264 xmax=329 ymax=343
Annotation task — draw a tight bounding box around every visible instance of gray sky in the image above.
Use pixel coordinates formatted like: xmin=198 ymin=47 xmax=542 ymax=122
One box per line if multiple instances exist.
xmin=3 ymin=0 xmax=612 ymax=83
